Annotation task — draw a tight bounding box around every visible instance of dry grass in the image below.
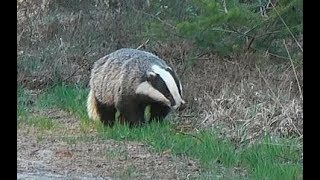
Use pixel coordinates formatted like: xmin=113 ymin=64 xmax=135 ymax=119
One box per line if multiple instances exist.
xmin=152 ymin=43 xmax=303 ymax=143
xmin=17 ymin=0 xmax=303 ymax=143
xmin=17 ymin=0 xmax=150 ymax=89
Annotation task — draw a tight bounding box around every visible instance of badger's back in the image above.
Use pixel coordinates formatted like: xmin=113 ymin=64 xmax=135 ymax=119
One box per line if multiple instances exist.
xmin=89 ymin=48 xmax=170 ymax=104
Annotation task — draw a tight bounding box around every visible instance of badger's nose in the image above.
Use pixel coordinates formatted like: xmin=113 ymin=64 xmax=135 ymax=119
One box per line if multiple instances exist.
xmin=178 ymin=100 xmax=187 ymax=111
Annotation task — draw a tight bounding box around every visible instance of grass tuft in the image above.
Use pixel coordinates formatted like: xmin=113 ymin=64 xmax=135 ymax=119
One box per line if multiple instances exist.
xmin=19 ymin=116 xmax=57 ymax=131
xmin=36 ymin=84 xmax=88 ymax=120
xmin=241 ymin=137 xmax=302 ymax=179
xmin=97 ymin=120 xmax=302 ymax=179
xmin=18 ymin=85 xmax=302 ymax=179
xmin=17 ymin=86 xmax=31 ymax=117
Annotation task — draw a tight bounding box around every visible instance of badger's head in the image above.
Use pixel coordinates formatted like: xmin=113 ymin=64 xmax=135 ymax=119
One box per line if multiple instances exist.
xmin=136 ymin=64 xmax=186 ymax=111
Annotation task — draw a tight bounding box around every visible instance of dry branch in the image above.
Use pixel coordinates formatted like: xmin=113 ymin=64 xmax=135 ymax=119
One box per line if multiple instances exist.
xmin=283 ymin=40 xmax=303 ymax=101
xmin=136 ymin=39 xmax=150 ymax=50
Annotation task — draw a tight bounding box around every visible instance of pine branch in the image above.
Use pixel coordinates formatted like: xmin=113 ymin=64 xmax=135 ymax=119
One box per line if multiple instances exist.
xmin=270 ymin=2 xmax=303 ymax=52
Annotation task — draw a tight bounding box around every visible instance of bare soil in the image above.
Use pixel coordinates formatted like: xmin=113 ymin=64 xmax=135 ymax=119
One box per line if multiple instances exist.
xmin=17 ymin=109 xmax=200 ymax=180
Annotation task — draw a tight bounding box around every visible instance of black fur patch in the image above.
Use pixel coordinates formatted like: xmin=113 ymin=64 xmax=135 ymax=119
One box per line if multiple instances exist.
xmin=147 ymin=73 xmax=175 ymax=106
xmin=95 ymin=97 xmax=116 ymax=126
xmin=165 ymin=68 xmax=181 ymax=96
xmin=149 ymin=101 xmax=171 ymax=122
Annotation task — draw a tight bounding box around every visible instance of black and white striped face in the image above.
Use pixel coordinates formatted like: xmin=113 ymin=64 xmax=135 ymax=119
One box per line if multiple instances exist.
xmin=136 ymin=65 xmax=185 ymax=110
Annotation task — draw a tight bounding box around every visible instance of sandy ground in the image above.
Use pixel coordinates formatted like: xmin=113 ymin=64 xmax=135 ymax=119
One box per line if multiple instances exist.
xmin=17 ymin=109 xmax=200 ymax=180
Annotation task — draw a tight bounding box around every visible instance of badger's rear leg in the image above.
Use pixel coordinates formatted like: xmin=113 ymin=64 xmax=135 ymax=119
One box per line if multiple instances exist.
xmin=149 ymin=102 xmax=171 ymax=122
xmin=87 ymin=89 xmax=116 ymax=126
xmin=87 ymin=89 xmax=100 ymax=120
xmin=96 ymin=101 xmax=116 ymax=126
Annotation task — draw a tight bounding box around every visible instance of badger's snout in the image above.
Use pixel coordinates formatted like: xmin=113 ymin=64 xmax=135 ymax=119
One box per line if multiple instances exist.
xmin=178 ymin=100 xmax=187 ymax=111
xmin=172 ymin=100 xmax=186 ymax=111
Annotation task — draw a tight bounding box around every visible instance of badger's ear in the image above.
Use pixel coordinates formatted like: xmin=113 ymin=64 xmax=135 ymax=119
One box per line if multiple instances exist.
xmin=146 ymin=71 xmax=157 ymax=82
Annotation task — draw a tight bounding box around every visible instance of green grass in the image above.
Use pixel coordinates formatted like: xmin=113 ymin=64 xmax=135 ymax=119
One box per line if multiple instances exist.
xmin=241 ymin=137 xmax=302 ymax=179
xmin=98 ymin=121 xmax=243 ymax=179
xmin=18 ymin=87 xmax=57 ymax=130
xmin=98 ymin=121 xmax=302 ymax=179
xmin=35 ymin=84 xmax=88 ymax=120
xmin=18 ymin=86 xmax=57 ymax=131
xmin=17 ymin=86 xmax=30 ymax=117
xmin=29 ymin=116 xmax=57 ymax=130
xmin=17 ymin=54 xmax=44 ymax=72
xmin=17 ymin=85 xmax=303 ymax=179
xmin=18 ymin=115 xmax=57 ymax=131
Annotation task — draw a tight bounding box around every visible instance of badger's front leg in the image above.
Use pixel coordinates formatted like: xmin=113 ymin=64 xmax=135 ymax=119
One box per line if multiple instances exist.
xmin=149 ymin=102 xmax=170 ymax=122
xmin=117 ymin=101 xmax=147 ymax=127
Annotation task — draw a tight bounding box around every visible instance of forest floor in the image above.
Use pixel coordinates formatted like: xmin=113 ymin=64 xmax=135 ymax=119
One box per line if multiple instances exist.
xmin=17 ymin=108 xmax=201 ymax=180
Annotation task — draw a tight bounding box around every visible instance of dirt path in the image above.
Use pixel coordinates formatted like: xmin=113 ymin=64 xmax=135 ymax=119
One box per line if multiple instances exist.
xmin=17 ymin=109 xmax=200 ymax=179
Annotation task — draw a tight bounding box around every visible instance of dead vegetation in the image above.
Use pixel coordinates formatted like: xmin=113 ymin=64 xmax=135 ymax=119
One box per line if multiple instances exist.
xmin=151 ymin=41 xmax=302 ymax=142
xmin=17 ymin=0 xmax=303 ymax=142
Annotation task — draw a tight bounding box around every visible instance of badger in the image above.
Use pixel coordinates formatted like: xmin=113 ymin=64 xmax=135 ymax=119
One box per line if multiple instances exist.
xmin=87 ymin=48 xmax=185 ymax=127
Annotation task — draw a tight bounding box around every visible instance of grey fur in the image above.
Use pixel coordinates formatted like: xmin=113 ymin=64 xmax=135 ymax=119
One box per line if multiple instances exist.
xmin=87 ymin=48 xmax=184 ymax=127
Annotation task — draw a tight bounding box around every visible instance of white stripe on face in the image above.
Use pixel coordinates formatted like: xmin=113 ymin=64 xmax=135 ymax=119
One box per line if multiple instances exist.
xmin=151 ymin=65 xmax=184 ymax=109
xmin=179 ymin=81 xmax=183 ymax=97
xmin=136 ymin=81 xmax=171 ymax=107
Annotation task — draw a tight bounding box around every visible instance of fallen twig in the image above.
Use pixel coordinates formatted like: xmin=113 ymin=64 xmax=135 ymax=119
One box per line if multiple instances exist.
xmin=136 ymin=39 xmax=150 ymax=50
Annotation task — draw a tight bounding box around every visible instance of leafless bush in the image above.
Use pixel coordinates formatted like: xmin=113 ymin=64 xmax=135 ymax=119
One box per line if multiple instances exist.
xmin=17 ymin=0 xmax=151 ymax=89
